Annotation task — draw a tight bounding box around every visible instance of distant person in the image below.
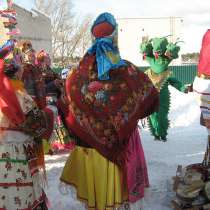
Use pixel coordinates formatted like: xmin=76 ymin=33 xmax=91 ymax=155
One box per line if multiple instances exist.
xmin=37 ymin=50 xmax=62 ymax=100
xmin=21 ymin=41 xmax=46 ymax=109
xmin=36 ymin=50 xmax=71 ymax=154
xmin=61 ymin=67 xmax=70 ymax=79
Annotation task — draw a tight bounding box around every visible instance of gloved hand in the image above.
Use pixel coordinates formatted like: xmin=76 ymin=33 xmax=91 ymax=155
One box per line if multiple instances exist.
xmin=184 ymin=84 xmax=193 ymax=93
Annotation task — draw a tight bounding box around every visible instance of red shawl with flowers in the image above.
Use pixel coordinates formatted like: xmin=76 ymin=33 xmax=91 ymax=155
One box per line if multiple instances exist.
xmin=65 ymin=54 xmax=159 ymax=165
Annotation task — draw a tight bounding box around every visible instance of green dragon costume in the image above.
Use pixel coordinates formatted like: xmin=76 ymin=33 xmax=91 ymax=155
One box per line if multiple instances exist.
xmin=140 ymin=37 xmax=187 ymax=141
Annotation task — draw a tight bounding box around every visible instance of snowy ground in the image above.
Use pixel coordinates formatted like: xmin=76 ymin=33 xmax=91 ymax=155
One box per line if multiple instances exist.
xmin=45 ymin=86 xmax=207 ymax=210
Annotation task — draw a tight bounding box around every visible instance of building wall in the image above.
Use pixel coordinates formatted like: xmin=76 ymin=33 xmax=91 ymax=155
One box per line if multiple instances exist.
xmin=117 ymin=17 xmax=183 ymax=66
xmin=0 ymin=4 xmax=52 ymax=56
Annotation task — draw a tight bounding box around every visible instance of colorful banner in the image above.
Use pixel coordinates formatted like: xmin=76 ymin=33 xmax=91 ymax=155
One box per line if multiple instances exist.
xmin=0 ymin=0 xmax=20 ymax=36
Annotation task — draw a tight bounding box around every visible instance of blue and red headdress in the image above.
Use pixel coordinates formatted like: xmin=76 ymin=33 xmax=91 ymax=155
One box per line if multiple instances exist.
xmin=88 ymin=12 xmax=126 ymax=80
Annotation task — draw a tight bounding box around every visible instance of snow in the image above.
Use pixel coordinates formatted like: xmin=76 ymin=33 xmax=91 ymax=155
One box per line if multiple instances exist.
xmin=45 ymin=86 xmax=208 ymax=210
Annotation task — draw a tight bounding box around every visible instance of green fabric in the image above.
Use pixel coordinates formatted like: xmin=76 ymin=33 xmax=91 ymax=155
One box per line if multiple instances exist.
xmin=146 ymin=56 xmax=171 ymax=74
xmin=140 ymin=40 xmax=153 ymax=56
xmin=166 ymin=43 xmax=180 ymax=59
xmin=152 ymin=37 xmax=169 ymax=55
xmin=168 ymin=77 xmax=187 ymax=92
xmin=148 ymin=82 xmax=170 ymax=140
xmin=0 ymin=158 xmax=28 ymax=165
xmin=140 ymin=37 xmax=186 ymax=141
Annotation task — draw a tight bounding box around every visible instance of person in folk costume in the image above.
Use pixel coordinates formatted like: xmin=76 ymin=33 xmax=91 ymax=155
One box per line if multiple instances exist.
xmin=36 ymin=49 xmax=62 ymax=99
xmin=55 ymin=65 xmax=79 ymax=151
xmin=60 ymin=13 xmax=159 ymax=210
xmin=193 ymin=29 xmax=210 ymax=166
xmin=21 ymin=40 xmax=47 ymax=109
xmin=0 ymin=40 xmax=53 ymax=210
xmin=36 ymin=50 xmax=73 ymax=154
xmin=36 ymin=50 xmax=52 ymax=77
xmin=18 ymin=41 xmax=55 ymax=156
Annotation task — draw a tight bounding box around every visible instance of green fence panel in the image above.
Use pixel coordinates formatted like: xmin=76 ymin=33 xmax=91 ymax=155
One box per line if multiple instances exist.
xmin=138 ymin=65 xmax=197 ymax=85
xmin=170 ymin=65 xmax=197 ymax=85
xmin=52 ymin=65 xmax=197 ymax=84
xmin=52 ymin=67 xmax=63 ymax=74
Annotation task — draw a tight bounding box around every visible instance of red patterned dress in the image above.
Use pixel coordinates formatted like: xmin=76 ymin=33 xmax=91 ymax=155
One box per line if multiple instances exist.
xmin=0 ymin=80 xmax=48 ymax=210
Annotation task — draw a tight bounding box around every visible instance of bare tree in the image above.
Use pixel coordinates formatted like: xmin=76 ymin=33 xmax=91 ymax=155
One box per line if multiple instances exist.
xmin=66 ymin=16 xmax=92 ymax=57
xmin=35 ymin=0 xmax=92 ymax=67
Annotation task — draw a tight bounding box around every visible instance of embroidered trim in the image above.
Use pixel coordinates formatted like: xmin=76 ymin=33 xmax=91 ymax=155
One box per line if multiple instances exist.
xmin=194 ymin=89 xmax=210 ymax=96
xmin=0 ymin=182 xmax=33 ymax=187
xmin=0 ymin=158 xmax=28 ymax=165
xmin=145 ymin=69 xmax=171 ymax=91
xmin=60 ymin=178 xmax=128 ymax=209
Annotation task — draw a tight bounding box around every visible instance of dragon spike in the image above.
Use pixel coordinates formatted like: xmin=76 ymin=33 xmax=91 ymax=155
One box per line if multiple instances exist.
xmin=151 ymin=35 xmax=172 ymax=41
xmin=175 ymin=40 xmax=185 ymax=45
xmin=160 ymin=35 xmax=172 ymax=39
xmin=173 ymin=37 xmax=185 ymax=45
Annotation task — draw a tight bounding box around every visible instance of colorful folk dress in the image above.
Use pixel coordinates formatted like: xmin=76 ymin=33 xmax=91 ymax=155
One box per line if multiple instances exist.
xmin=0 ymin=80 xmax=48 ymax=210
xmin=60 ymin=12 xmax=159 ymax=210
xmin=60 ymin=54 xmax=159 ymax=210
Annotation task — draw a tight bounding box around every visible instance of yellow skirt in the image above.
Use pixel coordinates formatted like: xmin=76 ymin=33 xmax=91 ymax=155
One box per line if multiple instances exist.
xmin=43 ymin=139 xmax=52 ymax=154
xmin=60 ymin=146 xmax=128 ymax=210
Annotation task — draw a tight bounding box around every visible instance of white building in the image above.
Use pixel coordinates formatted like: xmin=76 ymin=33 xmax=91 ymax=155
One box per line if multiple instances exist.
xmin=117 ymin=17 xmax=183 ymax=66
xmin=0 ymin=4 xmax=52 ymax=56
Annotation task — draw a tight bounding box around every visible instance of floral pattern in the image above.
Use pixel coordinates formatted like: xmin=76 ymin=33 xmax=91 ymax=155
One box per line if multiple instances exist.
xmin=65 ymin=54 xmax=159 ymax=163
xmin=0 ymin=85 xmax=47 ymax=210
xmin=0 ymin=141 xmax=46 ymax=210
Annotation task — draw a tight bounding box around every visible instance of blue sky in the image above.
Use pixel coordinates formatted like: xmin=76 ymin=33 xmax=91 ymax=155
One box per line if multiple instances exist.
xmin=1 ymin=0 xmax=210 ymax=53
xmin=14 ymin=0 xmax=34 ymax=10
xmin=0 ymin=0 xmax=33 ymax=9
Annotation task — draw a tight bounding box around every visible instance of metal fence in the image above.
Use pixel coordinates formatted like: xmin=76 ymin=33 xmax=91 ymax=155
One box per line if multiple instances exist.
xmin=52 ymin=67 xmax=63 ymax=74
xmin=53 ymin=65 xmax=198 ymax=85
xmin=139 ymin=65 xmax=197 ymax=85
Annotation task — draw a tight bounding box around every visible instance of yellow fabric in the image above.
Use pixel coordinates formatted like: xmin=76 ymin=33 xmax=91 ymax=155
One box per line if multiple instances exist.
xmin=200 ymin=97 xmax=210 ymax=104
xmin=61 ymin=146 xmax=128 ymax=210
xmin=145 ymin=69 xmax=171 ymax=91
xmin=43 ymin=139 xmax=52 ymax=154
xmin=10 ymin=79 xmax=25 ymax=92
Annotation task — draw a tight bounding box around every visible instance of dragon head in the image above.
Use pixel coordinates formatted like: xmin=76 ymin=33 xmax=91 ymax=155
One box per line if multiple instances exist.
xmin=152 ymin=37 xmax=168 ymax=59
xmin=139 ymin=36 xmax=181 ymax=74
xmin=140 ymin=40 xmax=153 ymax=59
xmin=165 ymin=42 xmax=181 ymax=59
